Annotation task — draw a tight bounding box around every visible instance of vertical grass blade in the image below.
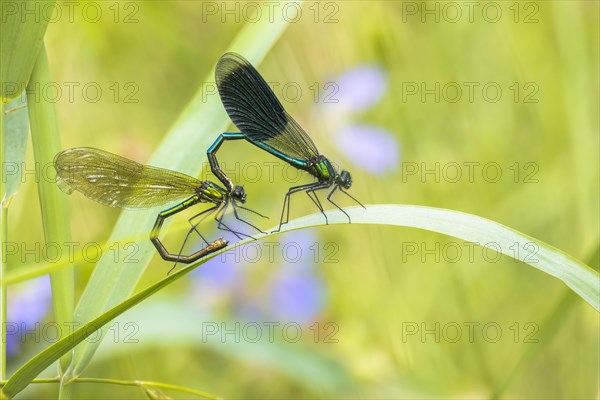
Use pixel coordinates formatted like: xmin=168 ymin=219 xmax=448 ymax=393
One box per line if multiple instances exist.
xmin=1 ymin=0 xmax=53 ymax=380
xmin=1 ymin=102 xmax=7 ymax=380
xmin=2 ymin=91 xmax=29 ymax=381
xmin=70 ymin=9 xmax=302 ymax=378
xmin=26 ymin=45 xmax=74 ymax=374
xmin=0 ymin=0 xmax=55 ymax=102
xmin=2 ymin=92 xmax=29 ymax=204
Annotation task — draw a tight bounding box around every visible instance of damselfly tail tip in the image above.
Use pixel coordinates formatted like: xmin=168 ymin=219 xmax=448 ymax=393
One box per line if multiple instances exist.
xmin=212 ymin=238 xmax=229 ymax=250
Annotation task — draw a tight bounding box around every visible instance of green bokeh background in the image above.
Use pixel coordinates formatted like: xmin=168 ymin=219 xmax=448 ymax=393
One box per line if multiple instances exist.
xmin=6 ymin=1 xmax=598 ymax=398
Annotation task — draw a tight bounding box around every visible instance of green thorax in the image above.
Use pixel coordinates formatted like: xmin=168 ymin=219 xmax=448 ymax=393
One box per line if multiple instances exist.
xmin=196 ymin=181 xmax=227 ymax=203
xmin=308 ymin=156 xmax=337 ymax=182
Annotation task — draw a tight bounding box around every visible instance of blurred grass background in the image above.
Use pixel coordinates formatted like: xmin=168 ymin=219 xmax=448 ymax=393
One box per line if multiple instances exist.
xmin=6 ymin=1 xmax=598 ymax=398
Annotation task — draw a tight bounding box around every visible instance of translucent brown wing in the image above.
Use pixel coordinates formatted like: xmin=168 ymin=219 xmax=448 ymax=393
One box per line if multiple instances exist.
xmin=54 ymin=147 xmax=201 ymax=208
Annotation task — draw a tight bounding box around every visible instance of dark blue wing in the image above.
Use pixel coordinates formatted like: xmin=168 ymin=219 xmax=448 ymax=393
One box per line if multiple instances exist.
xmin=216 ymin=52 xmax=319 ymax=163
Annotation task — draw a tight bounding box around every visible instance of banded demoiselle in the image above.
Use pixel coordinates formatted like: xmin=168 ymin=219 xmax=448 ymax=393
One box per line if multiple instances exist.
xmin=54 ymin=147 xmax=264 ymax=266
xmin=207 ymin=52 xmax=365 ymax=232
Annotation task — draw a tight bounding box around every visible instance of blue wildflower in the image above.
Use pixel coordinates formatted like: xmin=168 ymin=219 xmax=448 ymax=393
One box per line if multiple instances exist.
xmin=337 ymin=124 xmax=400 ymax=174
xmin=332 ymin=65 xmax=388 ymax=112
xmin=6 ymin=277 xmax=52 ymax=356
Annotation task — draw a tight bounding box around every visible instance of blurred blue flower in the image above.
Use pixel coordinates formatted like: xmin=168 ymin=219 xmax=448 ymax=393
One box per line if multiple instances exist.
xmin=189 ymin=214 xmax=248 ymax=310
xmin=319 ymin=63 xmax=399 ymax=176
xmin=265 ymin=229 xmax=327 ymax=325
xmin=268 ymin=271 xmax=326 ymax=325
xmin=192 ymin=256 xmax=244 ymax=289
xmin=187 ymin=216 xmax=328 ymax=325
xmin=276 ymin=229 xmax=320 ymax=272
xmin=337 ymin=124 xmax=400 ymax=174
xmin=6 ymin=277 xmax=52 ymax=356
xmin=332 ymin=65 xmax=387 ymax=112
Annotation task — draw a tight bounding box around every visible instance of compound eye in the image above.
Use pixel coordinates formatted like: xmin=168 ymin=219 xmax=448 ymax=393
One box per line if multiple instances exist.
xmin=234 ymin=186 xmax=247 ymax=203
xmin=340 ymin=170 xmax=352 ymax=189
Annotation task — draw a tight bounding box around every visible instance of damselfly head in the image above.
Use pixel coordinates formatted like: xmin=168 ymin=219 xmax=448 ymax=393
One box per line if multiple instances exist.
xmin=337 ymin=170 xmax=352 ymax=189
xmin=232 ymin=185 xmax=247 ymax=203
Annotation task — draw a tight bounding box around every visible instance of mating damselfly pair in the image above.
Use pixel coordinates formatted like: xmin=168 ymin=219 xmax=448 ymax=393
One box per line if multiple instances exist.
xmin=55 ymin=53 xmax=365 ymax=269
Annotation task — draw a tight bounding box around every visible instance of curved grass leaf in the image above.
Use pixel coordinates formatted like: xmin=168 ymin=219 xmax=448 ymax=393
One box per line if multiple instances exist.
xmin=1 ymin=250 xmax=222 ymax=398
xmin=282 ymin=205 xmax=597 ymax=310
xmin=3 ymin=204 xmax=597 ymax=397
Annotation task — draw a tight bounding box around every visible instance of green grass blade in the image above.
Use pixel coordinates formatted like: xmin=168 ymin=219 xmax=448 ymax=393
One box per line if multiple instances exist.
xmin=0 ymin=0 xmax=55 ymax=102
xmin=276 ymin=205 xmax=599 ymax=310
xmin=2 ymin=92 xmax=29 ymax=205
xmin=1 ymin=89 xmax=28 ymax=382
xmin=1 ymin=250 xmax=221 ymax=398
xmin=1 ymin=104 xmax=6 ymax=380
xmin=0 ymin=0 xmax=51 ymax=377
xmin=70 ymin=12 xmax=301 ymax=377
xmin=0 ymin=208 xmax=6 ymax=381
xmin=3 ymin=203 xmax=595 ymax=397
xmin=26 ymin=45 xmax=74 ymax=374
